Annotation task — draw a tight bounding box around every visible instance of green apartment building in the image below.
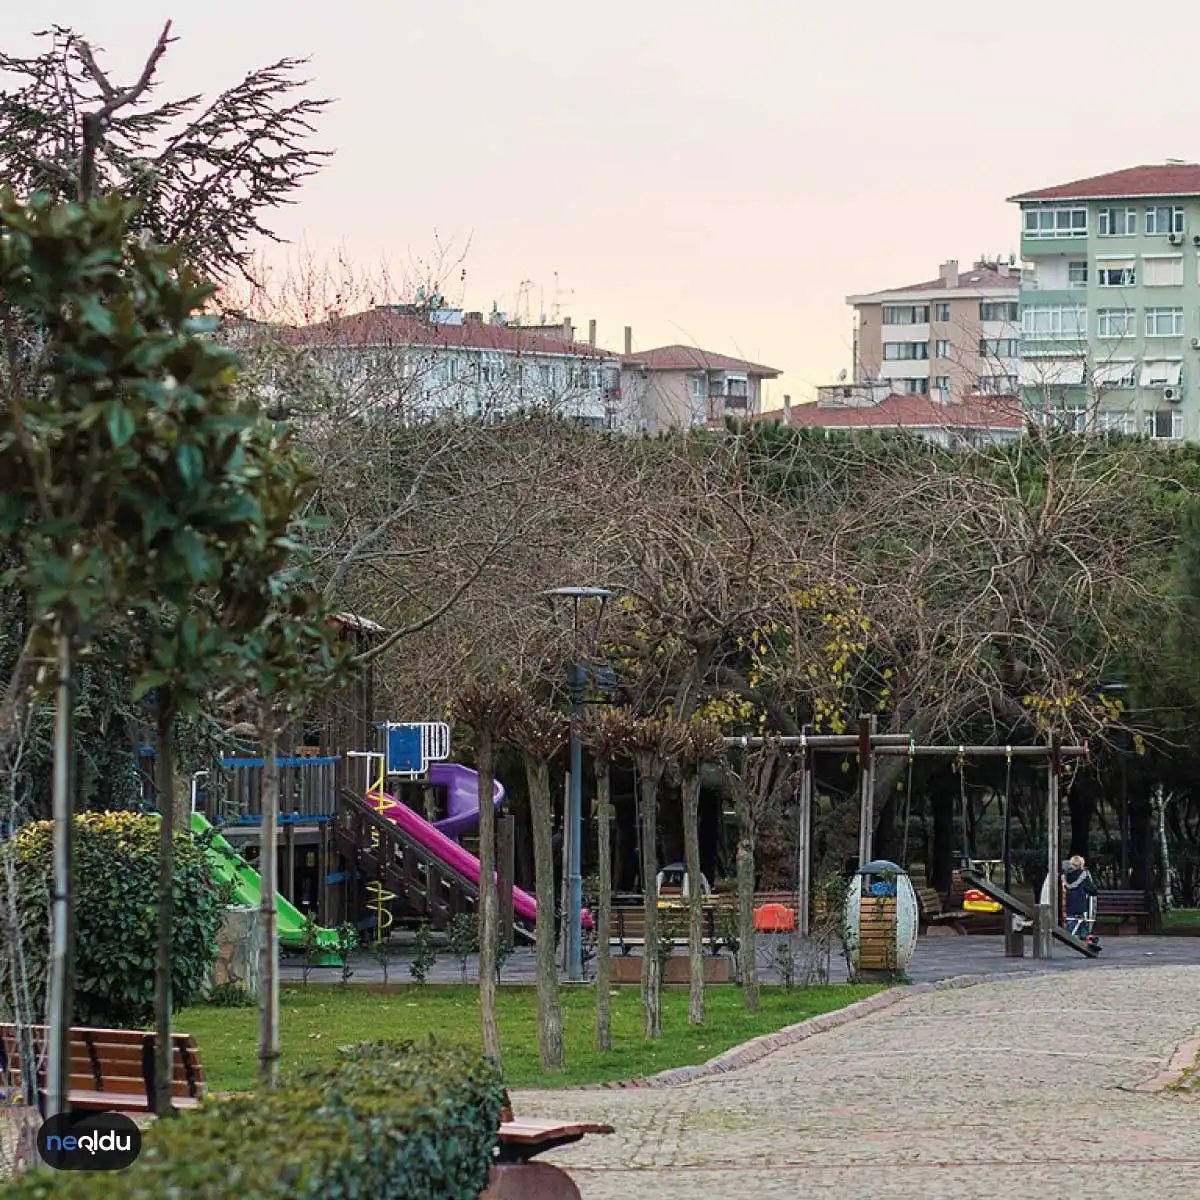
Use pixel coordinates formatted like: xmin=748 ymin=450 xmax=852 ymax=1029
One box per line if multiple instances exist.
xmin=1011 ymin=164 xmax=1200 ymax=440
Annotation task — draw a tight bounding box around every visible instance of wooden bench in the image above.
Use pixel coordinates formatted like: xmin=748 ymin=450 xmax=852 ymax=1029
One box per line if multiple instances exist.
xmin=915 ymin=886 xmax=968 ymax=932
xmin=611 ymin=904 xmax=722 ymax=954
xmin=0 ymin=1024 xmax=205 ymax=1115
xmin=484 ymin=1092 xmax=613 ymax=1199
xmin=1096 ymin=889 xmax=1158 ymax=933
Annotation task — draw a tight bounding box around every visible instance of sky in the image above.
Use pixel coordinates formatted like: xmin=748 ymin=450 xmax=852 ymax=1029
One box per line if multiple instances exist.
xmin=3 ymin=1 xmax=1199 ymax=405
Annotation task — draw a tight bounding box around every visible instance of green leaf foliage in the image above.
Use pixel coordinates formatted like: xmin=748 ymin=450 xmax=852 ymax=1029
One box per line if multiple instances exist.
xmin=0 ymin=812 xmax=222 ymax=1025
xmin=0 ymin=1040 xmax=504 ymax=1200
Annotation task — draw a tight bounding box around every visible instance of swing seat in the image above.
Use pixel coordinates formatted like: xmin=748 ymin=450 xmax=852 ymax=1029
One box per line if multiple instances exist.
xmin=962 ymin=888 xmax=1002 ymax=914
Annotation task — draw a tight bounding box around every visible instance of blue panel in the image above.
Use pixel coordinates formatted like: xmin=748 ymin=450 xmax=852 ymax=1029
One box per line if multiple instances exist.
xmin=386 ymin=724 xmax=423 ymax=775
xmin=325 ymin=871 xmax=348 ymax=885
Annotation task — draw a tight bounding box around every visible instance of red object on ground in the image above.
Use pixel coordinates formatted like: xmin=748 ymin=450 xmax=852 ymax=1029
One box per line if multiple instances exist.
xmin=754 ymin=902 xmax=795 ymax=932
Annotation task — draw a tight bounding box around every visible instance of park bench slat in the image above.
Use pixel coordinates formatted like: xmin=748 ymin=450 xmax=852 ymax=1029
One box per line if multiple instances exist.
xmin=0 ymin=1023 xmax=205 ymax=1114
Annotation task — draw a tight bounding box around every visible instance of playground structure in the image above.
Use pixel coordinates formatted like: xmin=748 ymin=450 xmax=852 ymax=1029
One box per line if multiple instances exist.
xmin=727 ymin=727 xmax=1092 ymax=960
xmin=187 ymin=720 xmax=537 ymax=949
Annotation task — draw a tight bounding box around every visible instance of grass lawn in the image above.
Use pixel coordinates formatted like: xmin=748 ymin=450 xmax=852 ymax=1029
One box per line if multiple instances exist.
xmin=1163 ymin=907 xmax=1200 ymax=929
xmin=177 ymin=983 xmax=879 ymax=1093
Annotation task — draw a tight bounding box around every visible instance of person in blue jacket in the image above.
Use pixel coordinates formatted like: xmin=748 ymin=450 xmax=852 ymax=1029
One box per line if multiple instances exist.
xmin=1062 ymin=854 xmax=1099 ymax=945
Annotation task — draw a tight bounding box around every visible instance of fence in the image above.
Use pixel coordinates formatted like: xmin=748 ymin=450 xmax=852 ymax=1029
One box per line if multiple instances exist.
xmin=205 ymin=755 xmax=340 ymax=822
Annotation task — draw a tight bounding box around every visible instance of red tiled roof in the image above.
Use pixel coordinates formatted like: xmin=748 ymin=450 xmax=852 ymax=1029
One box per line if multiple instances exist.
xmin=853 ymin=262 xmax=1018 ymax=298
xmin=775 ymin=394 xmax=1023 ymax=431
xmin=625 ymin=345 xmax=780 ymax=376
xmin=1009 ymin=164 xmax=1200 ymax=202
xmin=280 ymin=309 xmax=617 ymax=358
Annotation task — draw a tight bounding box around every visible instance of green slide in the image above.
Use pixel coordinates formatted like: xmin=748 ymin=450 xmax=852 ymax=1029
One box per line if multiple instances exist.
xmin=190 ymin=811 xmax=343 ymax=964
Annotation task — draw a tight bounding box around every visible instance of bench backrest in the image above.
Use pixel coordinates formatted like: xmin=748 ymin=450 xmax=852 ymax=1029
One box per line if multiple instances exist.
xmin=915 ymin=887 xmax=944 ymax=917
xmin=1095 ymin=889 xmax=1152 ymax=915
xmin=0 ymin=1024 xmax=205 ymax=1108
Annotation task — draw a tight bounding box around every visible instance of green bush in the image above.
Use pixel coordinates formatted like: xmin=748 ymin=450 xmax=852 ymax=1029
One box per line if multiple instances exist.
xmin=0 ymin=1040 xmax=504 ymax=1200
xmin=0 ymin=812 xmax=222 ymax=1026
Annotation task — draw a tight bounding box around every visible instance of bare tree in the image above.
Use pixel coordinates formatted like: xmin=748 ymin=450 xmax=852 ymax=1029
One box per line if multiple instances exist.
xmin=724 ymin=739 xmax=796 ymax=1012
xmin=674 ymin=720 xmax=724 ymax=1025
xmin=510 ymin=701 xmax=569 ymax=1071
xmin=583 ymin=708 xmax=637 ymax=1051
xmin=450 ymin=683 xmax=523 ymax=1063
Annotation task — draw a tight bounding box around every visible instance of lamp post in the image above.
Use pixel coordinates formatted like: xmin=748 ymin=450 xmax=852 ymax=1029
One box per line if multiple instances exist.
xmin=543 ymin=586 xmax=614 ymax=982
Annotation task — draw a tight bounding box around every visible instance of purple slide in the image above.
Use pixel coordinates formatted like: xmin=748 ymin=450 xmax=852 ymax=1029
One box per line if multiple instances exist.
xmin=374 ymin=791 xmax=539 ymax=924
xmin=430 ymin=762 xmax=504 ymax=839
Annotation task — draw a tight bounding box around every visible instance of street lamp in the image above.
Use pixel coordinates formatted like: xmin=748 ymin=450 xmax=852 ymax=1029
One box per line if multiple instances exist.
xmin=543 ymin=585 xmax=614 ymax=982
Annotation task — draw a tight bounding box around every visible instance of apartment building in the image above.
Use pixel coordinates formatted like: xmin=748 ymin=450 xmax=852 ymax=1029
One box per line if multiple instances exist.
xmin=844 ymin=260 xmax=1021 ymax=402
xmin=768 ymin=393 xmax=1022 ymax=447
xmin=280 ymin=304 xmax=624 ymax=428
xmin=618 ymin=336 xmax=781 ymax=432
xmin=1011 ymin=163 xmax=1200 ymax=439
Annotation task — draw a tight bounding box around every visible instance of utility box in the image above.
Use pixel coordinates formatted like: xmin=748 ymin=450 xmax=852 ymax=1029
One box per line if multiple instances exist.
xmin=843 ymin=859 xmax=919 ymax=980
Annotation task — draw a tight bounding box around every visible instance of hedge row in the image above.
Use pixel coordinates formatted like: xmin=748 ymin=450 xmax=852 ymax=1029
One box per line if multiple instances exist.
xmin=2 ymin=1040 xmax=504 ymax=1200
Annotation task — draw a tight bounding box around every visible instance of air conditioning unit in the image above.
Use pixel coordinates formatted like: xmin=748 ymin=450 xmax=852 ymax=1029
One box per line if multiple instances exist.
xmin=1192 ymin=234 xmax=1200 ymax=247
xmin=1191 ymin=337 xmax=1200 ymax=349
xmin=1168 ymin=232 xmax=1185 ymax=245
xmin=1163 ymin=385 xmax=1182 ymax=403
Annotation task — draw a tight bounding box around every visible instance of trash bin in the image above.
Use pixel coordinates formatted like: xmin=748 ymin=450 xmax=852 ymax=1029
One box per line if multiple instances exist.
xmin=843 ymin=859 xmax=919 ymax=980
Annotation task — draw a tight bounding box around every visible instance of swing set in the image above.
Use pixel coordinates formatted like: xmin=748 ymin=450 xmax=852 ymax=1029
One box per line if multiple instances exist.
xmin=727 ymin=725 xmax=1089 ymax=959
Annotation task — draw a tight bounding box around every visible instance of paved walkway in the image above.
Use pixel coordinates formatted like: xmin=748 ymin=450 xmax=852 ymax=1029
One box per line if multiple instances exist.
xmin=514 ymin=966 xmax=1200 ymax=1199
xmin=281 ymin=931 xmax=1200 ymax=986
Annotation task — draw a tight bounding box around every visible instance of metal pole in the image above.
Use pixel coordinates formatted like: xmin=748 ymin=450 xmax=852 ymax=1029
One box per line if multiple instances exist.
xmin=857 ymin=715 xmax=876 ymax=868
xmin=1034 ymin=737 xmax=1060 ymax=959
xmin=567 ymin=661 xmax=584 ymax=982
xmin=796 ymin=744 xmax=813 ymax=937
xmin=1119 ymin=742 xmax=1129 ymax=886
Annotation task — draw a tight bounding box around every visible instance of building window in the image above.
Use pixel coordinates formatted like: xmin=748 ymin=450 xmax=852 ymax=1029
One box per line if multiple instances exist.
xmin=980 ymin=338 xmax=1020 ymax=358
xmin=1023 ymin=207 xmax=1087 ymax=239
xmin=934 ymin=375 xmax=950 ymax=395
xmin=1143 ymin=255 xmax=1184 ymax=286
xmin=1148 ymin=409 xmax=1183 ymax=439
xmin=902 ymin=378 xmax=929 ymax=395
xmin=934 ymin=303 xmax=951 ymax=322
xmin=882 ymin=305 xmax=930 ymax=325
xmin=1098 ymin=207 xmax=1138 ymax=237
xmin=1097 ymin=409 xmax=1136 ymax=434
xmin=1145 ymin=307 xmax=1184 ymax=337
xmin=980 ymin=301 xmax=1019 ymax=322
xmin=538 ymin=363 xmax=551 ymax=384
xmin=1021 ymin=305 xmax=1087 ymax=340
xmin=935 ymin=339 xmax=951 ymax=358
xmin=1139 ymin=360 xmax=1183 ymax=387
xmin=1097 ymin=261 xmax=1136 ymax=287
xmin=977 ymin=375 xmax=1018 ymax=395
xmin=883 ymin=342 xmax=929 ymax=360
xmin=689 ymin=375 xmax=706 ymax=398
xmin=1067 ymin=261 xmax=1089 ymax=288
xmin=1096 ymin=308 xmax=1134 ymax=338
xmin=1052 ymin=403 xmax=1088 ymax=432
xmin=1145 ymin=206 xmax=1185 ymax=235
xmin=1091 ymin=360 xmax=1138 ymax=388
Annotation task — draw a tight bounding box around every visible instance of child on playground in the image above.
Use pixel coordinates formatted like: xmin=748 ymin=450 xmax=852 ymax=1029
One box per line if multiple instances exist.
xmin=1062 ymin=854 xmax=1100 ymax=947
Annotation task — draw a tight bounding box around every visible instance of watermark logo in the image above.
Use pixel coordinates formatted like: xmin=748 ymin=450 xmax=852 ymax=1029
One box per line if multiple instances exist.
xmin=37 ymin=1112 xmax=141 ymax=1171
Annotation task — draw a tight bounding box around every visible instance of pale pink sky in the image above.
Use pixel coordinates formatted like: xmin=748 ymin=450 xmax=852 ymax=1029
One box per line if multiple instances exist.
xmin=3 ymin=2 xmax=1195 ymax=403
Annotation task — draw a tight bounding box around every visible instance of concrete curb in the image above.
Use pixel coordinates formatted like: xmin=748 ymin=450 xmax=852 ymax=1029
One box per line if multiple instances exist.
xmin=577 ymin=970 xmax=1044 ymax=1092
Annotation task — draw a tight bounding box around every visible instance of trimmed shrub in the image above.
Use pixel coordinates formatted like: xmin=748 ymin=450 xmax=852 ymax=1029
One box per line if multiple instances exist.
xmin=0 ymin=812 xmax=222 ymax=1026
xmin=0 ymin=1040 xmax=505 ymax=1200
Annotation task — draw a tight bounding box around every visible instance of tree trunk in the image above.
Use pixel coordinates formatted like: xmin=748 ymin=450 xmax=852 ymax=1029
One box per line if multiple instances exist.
xmin=681 ymin=769 xmax=705 ymax=1026
xmin=1154 ymin=785 xmax=1174 ymax=910
xmin=477 ymin=730 xmax=501 ymax=1063
xmin=153 ymin=693 xmax=177 ymax=1116
xmin=258 ymin=700 xmax=280 ymax=1088
xmin=45 ymin=627 xmax=74 ymax=1120
xmin=524 ymin=753 xmax=564 ymax=1070
xmin=595 ymin=763 xmax=613 ymax=1052
xmin=637 ymin=760 xmax=661 ymax=1039
xmin=735 ymin=801 xmax=758 ymax=1013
